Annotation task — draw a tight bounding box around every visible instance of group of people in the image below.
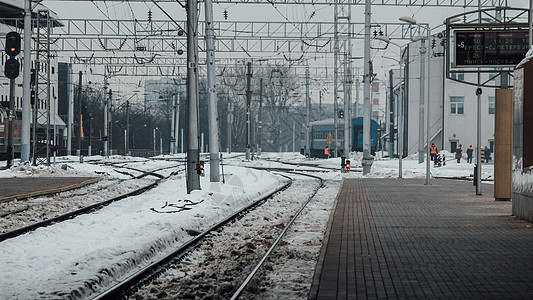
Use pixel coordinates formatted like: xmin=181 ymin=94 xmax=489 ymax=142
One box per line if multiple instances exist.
xmin=454 ymin=144 xmax=491 ymax=164
xmin=430 ymin=143 xmax=491 ymax=164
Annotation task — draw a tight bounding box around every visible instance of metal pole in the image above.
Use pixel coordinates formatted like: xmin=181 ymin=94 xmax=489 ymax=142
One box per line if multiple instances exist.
xmin=175 ymin=91 xmax=180 ymax=153
xmin=124 ymin=129 xmax=126 ymax=155
xmin=425 ymin=26 xmax=431 ymax=185
xmin=305 ymin=66 xmax=310 ymax=157
xmin=160 ymin=132 xmax=163 ymax=155
xmin=21 ymin=0 xmax=31 ymax=162
xmin=257 ymin=78 xmax=263 ymax=156
xmin=171 ymin=94 xmax=176 ymax=154
xmin=362 ymin=0 xmax=373 ymax=174
xmin=205 ymin=0 xmax=220 ymax=181
xmin=246 ymin=62 xmax=252 ymax=160
xmin=293 ymin=119 xmax=296 ymax=152
xmin=319 ymin=90 xmax=322 ymax=119
xmin=186 ymin=0 xmax=201 ymax=192
xmin=88 ymin=114 xmax=92 ymax=156
xmin=355 ymin=72 xmax=360 ymax=118
xmin=77 ymin=71 xmax=82 ymax=157
xmin=108 ymin=92 xmax=113 ymax=156
xmin=103 ymin=87 xmax=108 ymax=157
xmin=476 ymin=76 xmax=482 ymax=195
xmin=153 ymin=128 xmax=156 ymax=153
xmin=126 ymin=100 xmax=129 ymax=155
xmin=418 ymin=39 xmax=426 ymax=164
xmin=7 ymin=79 xmax=15 ymax=167
xmin=476 ymin=2 xmax=482 ymax=195
xmin=344 ymin=54 xmax=351 ymax=160
xmin=333 ymin=2 xmax=339 ymax=159
xmin=67 ymin=65 xmax=73 ymax=156
xmin=181 ymin=128 xmax=184 ymax=154
xmin=398 ymin=52 xmax=404 ymax=178
xmin=389 ymin=69 xmax=394 ymax=157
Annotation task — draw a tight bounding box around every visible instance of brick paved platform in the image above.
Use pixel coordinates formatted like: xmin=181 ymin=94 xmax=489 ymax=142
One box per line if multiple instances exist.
xmin=0 ymin=177 xmax=100 ymax=203
xmin=309 ymin=178 xmax=533 ymax=299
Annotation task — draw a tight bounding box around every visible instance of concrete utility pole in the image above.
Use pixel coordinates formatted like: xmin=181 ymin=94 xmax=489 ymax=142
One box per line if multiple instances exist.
xmin=245 ymin=62 xmax=252 ymax=160
xmin=186 ymin=0 xmax=201 ymax=193
xmin=126 ymin=100 xmax=129 ymax=155
xmin=170 ymin=93 xmax=176 ymax=154
xmin=362 ymin=0 xmax=373 ymax=174
xmin=355 ymin=71 xmax=360 ymax=117
xmin=205 ymin=0 xmax=220 ymax=181
xmin=305 ymin=66 xmax=310 ymax=156
xmin=21 ymin=0 xmax=31 ymax=162
xmin=103 ymin=86 xmax=108 ymax=157
xmin=344 ymin=54 xmax=352 ymax=160
xmin=258 ymin=78 xmax=263 ymax=156
xmin=389 ymin=69 xmax=394 ymax=157
xmin=399 ymin=50 xmax=405 ymax=178
xmin=418 ymin=38 xmax=426 ymax=164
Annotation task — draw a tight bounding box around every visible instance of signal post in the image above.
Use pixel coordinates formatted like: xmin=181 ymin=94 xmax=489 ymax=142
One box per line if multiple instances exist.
xmin=4 ymin=32 xmax=21 ymax=168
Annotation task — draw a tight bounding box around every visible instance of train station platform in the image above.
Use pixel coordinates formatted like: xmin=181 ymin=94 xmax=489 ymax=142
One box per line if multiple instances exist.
xmin=309 ymin=178 xmax=533 ymax=299
xmin=0 ymin=177 xmax=100 ymax=203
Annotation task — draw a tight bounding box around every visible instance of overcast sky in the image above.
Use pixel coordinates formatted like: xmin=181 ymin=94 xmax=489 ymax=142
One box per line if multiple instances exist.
xmin=39 ymin=0 xmax=531 ymax=102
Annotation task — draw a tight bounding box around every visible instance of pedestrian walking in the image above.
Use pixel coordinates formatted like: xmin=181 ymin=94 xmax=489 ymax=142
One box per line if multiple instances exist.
xmin=466 ymin=145 xmax=474 ymax=163
xmin=455 ymin=144 xmax=463 ymax=163
xmin=484 ymin=146 xmax=491 ymax=163
xmin=430 ymin=143 xmax=438 ymax=161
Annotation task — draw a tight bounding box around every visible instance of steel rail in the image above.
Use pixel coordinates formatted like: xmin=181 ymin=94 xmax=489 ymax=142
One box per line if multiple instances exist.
xmin=230 ymin=170 xmax=325 ymax=299
xmin=92 ymin=177 xmax=292 ymax=299
xmin=0 ymin=164 xmax=182 ymax=243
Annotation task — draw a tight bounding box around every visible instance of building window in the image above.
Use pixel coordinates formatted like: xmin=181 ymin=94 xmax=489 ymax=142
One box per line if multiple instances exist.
xmin=488 ymin=96 xmax=495 ymax=114
xmin=450 ymin=96 xmax=464 ymax=114
xmin=451 ymin=72 xmax=465 ymax=80
xmin=489 ymin=73 xmax=500 ymax=86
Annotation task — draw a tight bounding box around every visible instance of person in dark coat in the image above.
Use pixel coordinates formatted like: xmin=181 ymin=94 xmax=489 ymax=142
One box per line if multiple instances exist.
xmin=455 ymin=144 xmax=463 ymax=163
xmin=466 ymin=145 xmax=474 ymax=163
xmin=484 ymin=146 xmax=491 ymax=163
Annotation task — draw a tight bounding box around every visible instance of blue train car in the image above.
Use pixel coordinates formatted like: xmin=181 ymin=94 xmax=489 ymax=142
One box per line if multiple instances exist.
xmin=351 ymin=117 xmax=378 ymax=153
xmin=308 ymin=117 xmax=377 ymax=158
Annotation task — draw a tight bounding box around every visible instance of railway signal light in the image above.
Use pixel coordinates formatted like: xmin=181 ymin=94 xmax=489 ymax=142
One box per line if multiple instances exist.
xmin=30 ymin=68 xmax=36 ymax=86
xmin=345 ymin=160 xmax=351 ymax=169
xmin=4 ymin=57 xmax=20 ymax=79
xmin=5 ymin=32 xmax=21 ymax=57
xmin=30 ymin=90 xmax=35 ymax=105
xmin=196 ymin=161 xmax=205 ymax=176
xmin=338 ymin=109 xmax=344 ymax=119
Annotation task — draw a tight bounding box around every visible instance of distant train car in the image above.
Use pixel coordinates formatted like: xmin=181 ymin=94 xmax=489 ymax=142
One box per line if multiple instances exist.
xmin=307 ymin=117 xmax=377 ymax=158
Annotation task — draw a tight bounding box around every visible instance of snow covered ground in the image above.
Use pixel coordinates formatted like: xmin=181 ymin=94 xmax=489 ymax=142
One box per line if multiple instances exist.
xmin=0 ymin=152 xmax=493 ymax=299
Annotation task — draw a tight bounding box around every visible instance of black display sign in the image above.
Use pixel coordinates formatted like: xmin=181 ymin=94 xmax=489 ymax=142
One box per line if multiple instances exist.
xmin=454 ymin=30 xmax=529 ymax=67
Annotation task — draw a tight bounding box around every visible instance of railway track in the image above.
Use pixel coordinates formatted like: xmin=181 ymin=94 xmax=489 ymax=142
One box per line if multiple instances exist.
xmin=0 ymin=160 xmax=183 ymax=242
xmin=92 ymin=169 xmax=328 ymax=299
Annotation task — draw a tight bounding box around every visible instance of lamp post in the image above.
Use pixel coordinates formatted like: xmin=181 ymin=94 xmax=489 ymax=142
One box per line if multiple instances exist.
xmin=375 ymin=35 xmax=406 ymax=178
xmin=400 ymin=17 xmax=430 ymax=184
xmin=400 ymin=16 xmax=461 ymax=185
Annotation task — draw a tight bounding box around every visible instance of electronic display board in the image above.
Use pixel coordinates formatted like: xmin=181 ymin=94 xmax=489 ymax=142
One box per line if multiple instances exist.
xmin=454 ymin=30 xmax=529 ymax=67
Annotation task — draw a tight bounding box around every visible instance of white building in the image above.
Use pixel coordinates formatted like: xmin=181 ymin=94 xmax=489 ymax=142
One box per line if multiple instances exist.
xmin=390 ymin=35 xmax=501 ymax=158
